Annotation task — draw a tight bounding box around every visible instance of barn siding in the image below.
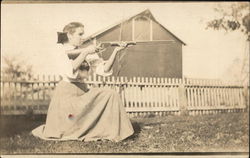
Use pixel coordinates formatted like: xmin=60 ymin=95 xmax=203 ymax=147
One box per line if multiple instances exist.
xmin=100 ymin=42 xmax=182 ymax=78
xmin=97 ymin=21 xmax=133 ymax=42
xmin=121 ymin=20 xmax=133 ymax=41
xmin=152 ymin=21 xmax=179 ymax=43
xmin=97 ymin=25 xmax=120 ymax=41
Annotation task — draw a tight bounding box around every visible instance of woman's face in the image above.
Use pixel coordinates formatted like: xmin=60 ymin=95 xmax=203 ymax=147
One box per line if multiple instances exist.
xmin=68 ymin=27 xmax=85 ymax=47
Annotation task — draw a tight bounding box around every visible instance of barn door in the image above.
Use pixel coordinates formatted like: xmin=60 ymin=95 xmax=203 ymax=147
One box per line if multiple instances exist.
xmin=134 ymin=16 xmax=151 ymax=41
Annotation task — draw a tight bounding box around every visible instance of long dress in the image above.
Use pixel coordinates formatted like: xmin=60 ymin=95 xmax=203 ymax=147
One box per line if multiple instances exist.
xmin=32 ymin=44 xmax=134 ymax=142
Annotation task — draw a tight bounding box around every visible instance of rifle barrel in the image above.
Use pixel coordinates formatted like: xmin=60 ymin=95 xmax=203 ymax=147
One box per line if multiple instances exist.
xmin=100 ymin=40 xmax=175 ymax=46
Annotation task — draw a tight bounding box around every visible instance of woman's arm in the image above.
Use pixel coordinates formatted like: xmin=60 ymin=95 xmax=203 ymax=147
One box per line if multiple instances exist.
xmin=66 ymin=44 xmax=104 ymax=58
xmin=71 ymin=45 xmax=96 ymax=72
xmin=103 ymin=46 xmax=126 ymax=72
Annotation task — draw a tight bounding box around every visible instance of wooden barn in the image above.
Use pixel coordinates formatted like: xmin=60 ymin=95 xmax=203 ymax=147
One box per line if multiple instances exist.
xmin=82 ymin=9 xmax=186 ymax=78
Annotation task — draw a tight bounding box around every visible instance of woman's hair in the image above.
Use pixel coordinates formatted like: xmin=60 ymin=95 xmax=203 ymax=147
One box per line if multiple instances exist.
xmin=57 ymin=22 xmax=84 ymax=44
xmin=63 ymin=22 xmax=84 ymax=34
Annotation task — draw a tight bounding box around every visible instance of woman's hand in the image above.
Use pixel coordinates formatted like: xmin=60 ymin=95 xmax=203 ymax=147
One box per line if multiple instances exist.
xmin=114 ymin=42 xmax=127 ymax=52
xmin=114 ymin=46 xmax=126 ymax=53
xmin=114 ymin=43 xmax=127 ymax=53
xmin=95 ymin=43 xmax=107 ymax=55
xmin=83 ymin=45 xmax=96 ymax=54
xmin=83 ymin=44 xmax=106 ymax=55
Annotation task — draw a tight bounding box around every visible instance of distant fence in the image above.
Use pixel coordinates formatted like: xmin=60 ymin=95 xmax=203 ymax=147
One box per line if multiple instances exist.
xmin=1 ymin=74 xmax=249 ymax=117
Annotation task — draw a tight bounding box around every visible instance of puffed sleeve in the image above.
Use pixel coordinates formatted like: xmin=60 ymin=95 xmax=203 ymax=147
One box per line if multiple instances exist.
xmin=55 ymin=44 xmax=78 ymax=80
xmin=95 ymin=61 xmax=113 ymax=77
xmin=86 ymin=53 xmax=113 ymax=77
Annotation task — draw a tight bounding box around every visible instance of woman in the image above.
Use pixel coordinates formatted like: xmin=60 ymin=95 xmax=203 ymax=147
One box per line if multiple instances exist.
xmin=32 ymin=22 xmax=134 ymax=142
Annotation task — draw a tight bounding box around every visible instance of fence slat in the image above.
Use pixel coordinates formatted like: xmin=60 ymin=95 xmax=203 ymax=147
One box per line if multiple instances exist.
xmin=214 ymin=81 xmax=219 ymax=108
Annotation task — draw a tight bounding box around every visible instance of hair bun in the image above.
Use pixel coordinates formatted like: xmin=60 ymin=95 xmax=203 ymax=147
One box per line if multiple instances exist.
xmin=57 ymin=32 xmax=68 ymax=44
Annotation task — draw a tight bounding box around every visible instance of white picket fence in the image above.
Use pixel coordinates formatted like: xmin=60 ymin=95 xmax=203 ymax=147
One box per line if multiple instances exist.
xmin=0 ymin=74 xmax=248 ymax=117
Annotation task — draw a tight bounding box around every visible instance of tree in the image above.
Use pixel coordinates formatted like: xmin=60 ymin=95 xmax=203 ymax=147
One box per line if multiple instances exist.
xmin=1 ymin=55 xmax=54 ymax=101
xmin=2 ymin=55 xmax=34 ymax=80
xmin=1 ymin=55 xmax=35 ymax=100
xmin=206 ymin=2 xmax=249 ymax=82
xmin=206 ymin=2 xmax=249 ymax=108
xmin=206 ymin=2 xmax=250 ymax=41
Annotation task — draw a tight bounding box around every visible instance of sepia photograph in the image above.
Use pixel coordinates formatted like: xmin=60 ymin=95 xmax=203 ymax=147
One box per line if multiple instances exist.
xmin=0 ymin=1 xmax=249 ymax=157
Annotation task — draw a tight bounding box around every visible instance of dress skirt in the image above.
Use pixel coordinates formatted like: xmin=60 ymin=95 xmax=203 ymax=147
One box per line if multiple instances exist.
xmin=32 ymin=80 xmax=134 ymax=142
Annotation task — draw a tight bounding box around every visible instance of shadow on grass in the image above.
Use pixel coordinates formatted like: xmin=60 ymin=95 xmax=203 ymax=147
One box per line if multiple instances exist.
xmin=0 ymin=115 xmax=143 ymax=141
xmin=125 ymin=121 xmax=142 ymax=140
xmin=0 ymin=115 xmax=46 ymax=137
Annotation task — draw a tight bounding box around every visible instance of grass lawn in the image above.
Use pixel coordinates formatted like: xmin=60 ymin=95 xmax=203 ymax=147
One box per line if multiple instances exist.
xmin=0 ymin=112 xmax=249 ymax=154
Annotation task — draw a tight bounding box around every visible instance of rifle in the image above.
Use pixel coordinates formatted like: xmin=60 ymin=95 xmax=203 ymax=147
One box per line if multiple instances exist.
xmin=100 ymin=41 xmax=136 ymax=47
xmin=67 ymin=41 xmax=136 ymax=59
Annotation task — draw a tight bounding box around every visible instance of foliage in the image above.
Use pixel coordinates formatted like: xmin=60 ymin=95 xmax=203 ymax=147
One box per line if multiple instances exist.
xmin=206 ymin=2 xmax=250 ymax=40
xmin=2 ymin=55 xmax=34 ymax=81
xmin=1 ymin=55 xmax=37 ymax=100
xmin=206 ymin=2 xmax=250 ymax=89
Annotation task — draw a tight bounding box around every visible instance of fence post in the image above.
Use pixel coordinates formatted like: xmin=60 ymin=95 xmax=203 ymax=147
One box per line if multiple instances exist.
xmin=178 ymin=83 xmax=188 ymax=116
xmin=243 ymin=85 xmax=249 ymax=111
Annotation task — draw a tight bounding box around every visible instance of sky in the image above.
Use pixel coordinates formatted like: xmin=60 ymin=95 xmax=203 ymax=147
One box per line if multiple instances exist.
xmin=1 ymin=2 xmax=248 ymax=79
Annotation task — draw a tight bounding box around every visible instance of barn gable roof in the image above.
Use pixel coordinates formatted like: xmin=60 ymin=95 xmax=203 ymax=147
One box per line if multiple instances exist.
xmin=84 ymin=9 xmax=186 ymax=45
